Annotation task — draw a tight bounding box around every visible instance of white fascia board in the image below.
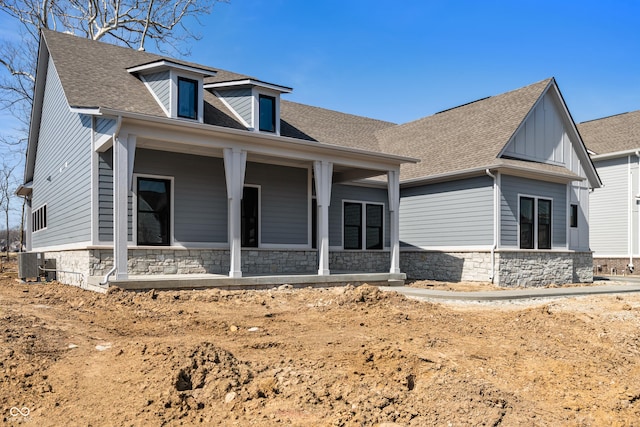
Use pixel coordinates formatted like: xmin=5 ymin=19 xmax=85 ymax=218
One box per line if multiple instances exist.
xmin=205 ymin=79 xmax=293 ymax=94
xmin=400 ymin=164 xmax=581 ymax=188
xmin=69 ymin=106 xmax=102 ymax=115
xmin=591 ymin=149 xmax=640 ymax=161
xmin=127 ymin=60 xmax=216 ymax=77
xmin=100 ymin=107 xmax=417 ymax=168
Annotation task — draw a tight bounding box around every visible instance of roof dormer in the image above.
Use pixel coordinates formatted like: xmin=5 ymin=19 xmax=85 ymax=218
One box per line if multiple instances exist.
xmin=127 ymin=60 xmax=217 ymax=123
xmin=205 ymin=79 xmax=292 ymax=135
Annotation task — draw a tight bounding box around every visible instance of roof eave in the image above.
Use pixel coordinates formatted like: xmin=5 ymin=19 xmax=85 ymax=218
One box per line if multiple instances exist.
xmin=204 ymin=79 xmax=293 ymax=94
xmin=98 ymin=107 xmax=418 ymax=166
xmin=400 ymin=163 xmax=583 ymax=188
xmin=590 ymin=148 xmax=640 ymax=161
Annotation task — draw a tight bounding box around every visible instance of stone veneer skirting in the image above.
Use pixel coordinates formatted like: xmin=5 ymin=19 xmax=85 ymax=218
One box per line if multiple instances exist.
xmin=41 ymin=248 xmax=592 ymax=288
xmin=400 ymin=250 xmax=594 ymax=287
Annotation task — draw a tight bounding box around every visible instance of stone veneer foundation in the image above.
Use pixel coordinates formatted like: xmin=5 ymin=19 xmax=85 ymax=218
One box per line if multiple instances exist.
xmin=400 ymin=250 xmax=593 ymax=287
xmin=40 ymin=248 xmax=593 ymax=289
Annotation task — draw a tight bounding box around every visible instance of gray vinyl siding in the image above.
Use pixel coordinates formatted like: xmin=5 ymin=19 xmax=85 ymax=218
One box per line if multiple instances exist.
xmin=329 ymin=184 xmax=390 ymax=248
xmin=31 ymin=57 xmax=92 ymax=248
xmin=502 ymin=92 xmax=566 ymax=165
xmin=399 ymin=176 xmax=494 ymax=247
xmin=95 ymin=117 xmax=115 ymax=141
xmin=142 ymin=71 xmax=171 ymax=113
xmin=500 ymin=175 xmax=567 ymax=248
xmin=589 ymin=157 xmax=629 ymax=255
xmin=134 ymin=149 xmax=228 ymax=243
xmin=97 ymin=149 xmax=133 ymax=242
xmin=245 ymin=162 xmax=308 ymax=245
xmin=218 ymin=88 xmax=252 ymax=125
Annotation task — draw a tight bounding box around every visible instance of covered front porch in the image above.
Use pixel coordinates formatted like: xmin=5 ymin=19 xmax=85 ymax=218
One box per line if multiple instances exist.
xmin=96 ymin=110 xmax=416 ymax=286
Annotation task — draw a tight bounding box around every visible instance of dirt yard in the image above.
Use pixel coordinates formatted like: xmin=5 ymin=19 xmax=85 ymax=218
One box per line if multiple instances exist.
xmin=1 ymin=259 xmax=640 ymax=426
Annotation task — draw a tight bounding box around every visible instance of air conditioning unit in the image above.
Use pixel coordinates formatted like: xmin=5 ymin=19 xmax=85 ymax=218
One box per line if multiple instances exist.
xmin=18 ymin=252 xmax=42 ymax=281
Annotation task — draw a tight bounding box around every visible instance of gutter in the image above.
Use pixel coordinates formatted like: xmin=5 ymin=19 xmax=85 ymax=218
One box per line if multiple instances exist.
xmin=100 ymin=115 xmax=123 ymax=286
xmin=486 ymin=169 xmax=498 ymax=282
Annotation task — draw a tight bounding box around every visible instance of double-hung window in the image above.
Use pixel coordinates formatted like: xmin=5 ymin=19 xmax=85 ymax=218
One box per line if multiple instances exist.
xmin=519 ymin=196 xmax=551 ymax=250
xmin=177 ymin=77 xmax=198 ymax=120
xmin=343 ymin=202 xmax=383 ymax=250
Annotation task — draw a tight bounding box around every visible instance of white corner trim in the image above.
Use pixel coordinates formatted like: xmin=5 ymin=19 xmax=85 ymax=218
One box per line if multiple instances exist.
xmin=139 ymin=74 xmax=171 ymax=117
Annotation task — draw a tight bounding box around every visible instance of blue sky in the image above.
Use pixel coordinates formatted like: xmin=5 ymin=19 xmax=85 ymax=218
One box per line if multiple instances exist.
xmin=1 ymin=0 xmax=640 ymax=228
xmin=183 ymin=0 xmax=640 ymax=125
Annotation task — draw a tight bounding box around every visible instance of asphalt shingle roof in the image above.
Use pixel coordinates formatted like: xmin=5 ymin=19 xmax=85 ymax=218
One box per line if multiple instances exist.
xmin=577 ymin=110 xmax=640 ymax=156
xmin=375 ymin=78 xmax=554 ymax=181
xmin=41 ymin=30 xmax=585 ymax=183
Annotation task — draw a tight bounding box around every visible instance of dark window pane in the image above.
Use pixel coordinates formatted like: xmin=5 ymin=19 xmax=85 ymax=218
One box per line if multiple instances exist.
xmin=344 ymin=202 xmax=362 ymax=249
xmin=137 ymin=178 xmax=170 ymax=245
xmin=519 ymin=197 xmax=534 ymax=249
xmin=570 ymin=204 xmax=578 ymax=228
xmin=241 ymin=187 xmax=259 ymax=247
xmin=365 ymin=204 xmax=383 ymax=250
xmin=538 ymin=199 xmax=551 ymax=249
xmin=177 ymin=77 xmax=197 ymax=119
xmin=259 ymin=95 xmax=275 ymax=132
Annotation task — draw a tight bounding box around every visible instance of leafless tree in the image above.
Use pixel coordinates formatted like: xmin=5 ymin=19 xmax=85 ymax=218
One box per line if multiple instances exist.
xmin=0 ymin=0 xmax=225 ymax=195
xmin=0 ymin=0 xmax=222 ymax=114
xmin=0 ymin=162 xmax=17 ymax=260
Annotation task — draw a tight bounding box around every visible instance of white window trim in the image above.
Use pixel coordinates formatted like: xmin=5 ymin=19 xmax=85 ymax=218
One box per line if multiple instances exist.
xmin=133 ymin=174 xmax=175 ymax=246
xmin=242 ymin=184 xmax=262 ymax=248
xmin=341 ymin=199 xmax=385 ymax=251
xmin=32 ymin=203 xmax=47 ymax=233
xmin=169 ymin=70 xmax=204 ymax=123
xmin=252 ymin=88 xmax=281 ymax=135
xmin=517 ymin=194 xmax=553 ymax=250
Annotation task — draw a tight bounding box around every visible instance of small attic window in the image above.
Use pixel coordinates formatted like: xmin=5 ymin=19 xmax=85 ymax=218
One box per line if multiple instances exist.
xmin=177 ymin=77 xmax=198 ymax=120
xmin=259 ymin=95 xmax=276 ymax=132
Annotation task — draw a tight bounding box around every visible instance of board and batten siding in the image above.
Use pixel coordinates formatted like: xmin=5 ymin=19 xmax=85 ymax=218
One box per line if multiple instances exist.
xmin=329 ymin=184 xmax=390 ymax=248
xmin=502 ymin=91 xmax=566 ymax=165
xmin=589 ymin=157 xmax=631 ymax=256
xmin=245 ymin=162 xmax=309 ymax=245
xmin=141 ymin=71 xmax=171 ymax=114
xmin=398 ymin=176 xmax=494 ymax=248
xmin=31 ymin=56 xmax=92 ymax=248
xmin=217 ymin=89 xmax=252 ymax=126
xmin=500 ymin=175 xmax=567 ymax=248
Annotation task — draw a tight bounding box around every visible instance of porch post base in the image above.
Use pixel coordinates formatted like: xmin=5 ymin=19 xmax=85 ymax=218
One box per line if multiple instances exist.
xmin=229 ymin=271 xmax=243 ymax=279
xmin=318 ymin=269 xmax=330 ymax=276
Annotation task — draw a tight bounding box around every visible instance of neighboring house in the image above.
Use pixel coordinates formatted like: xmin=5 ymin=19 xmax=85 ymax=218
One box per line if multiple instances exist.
xmin=577 ymin=110 xmax=640 ymax=274
xmin=380 ymin=78 xmax=601 ymax=286
xmin=18 ymin=30 xmax=600 ymax=289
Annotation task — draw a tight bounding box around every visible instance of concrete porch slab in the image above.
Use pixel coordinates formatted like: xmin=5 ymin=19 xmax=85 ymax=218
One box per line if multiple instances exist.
xmin=96 ymin=272 xmax=406 ymax=291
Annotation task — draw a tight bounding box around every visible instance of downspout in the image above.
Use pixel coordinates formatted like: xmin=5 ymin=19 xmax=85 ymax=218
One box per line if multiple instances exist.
xmin=100 ymin=115 xmax=123 ymax=286
xmin=486 ymin=169 xmax=497 ymax=282
xmin=631 ymin=151 xmax=640 ymax=273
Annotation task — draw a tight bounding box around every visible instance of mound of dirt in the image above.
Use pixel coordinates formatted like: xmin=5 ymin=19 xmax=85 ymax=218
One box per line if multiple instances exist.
xmin=2 ymin=262 xmax=640 ymax=425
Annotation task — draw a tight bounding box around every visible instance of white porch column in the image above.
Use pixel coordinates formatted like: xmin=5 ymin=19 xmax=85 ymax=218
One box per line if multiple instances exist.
xmin=387 ymin=169 xmax=401 ymax=274
xmin=113 ymin=133 xmax=135 ymax=280
xmin=314 ymin=160 xmax=333 ymax=275
xmin=223 ymin=148 xmax=247 ymax=278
